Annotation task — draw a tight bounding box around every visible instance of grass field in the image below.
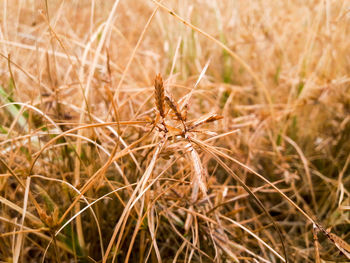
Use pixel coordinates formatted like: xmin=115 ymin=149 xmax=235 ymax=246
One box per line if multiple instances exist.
xmin=0 ymin=1 xmax=350 ymax=262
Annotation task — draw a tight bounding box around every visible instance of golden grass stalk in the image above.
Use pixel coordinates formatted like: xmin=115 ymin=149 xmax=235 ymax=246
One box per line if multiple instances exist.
xmin=313 ymin=224 xmax=321 ymax=263
xmin=103 ymin=139 xmax=166 ymax=262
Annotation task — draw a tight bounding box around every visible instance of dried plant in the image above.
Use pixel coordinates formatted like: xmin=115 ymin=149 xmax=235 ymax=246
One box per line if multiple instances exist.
xmin=165 ymin=94 xmax=184 ymax=122
xmin=154 ymin=73 xmax=165 ymax=118
xmin=153 ymin=74 xmax=222 ymax=202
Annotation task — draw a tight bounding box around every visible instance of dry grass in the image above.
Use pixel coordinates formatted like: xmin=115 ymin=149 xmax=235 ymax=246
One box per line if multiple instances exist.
xmin=0 ymin=0 xmax=350 ymax=262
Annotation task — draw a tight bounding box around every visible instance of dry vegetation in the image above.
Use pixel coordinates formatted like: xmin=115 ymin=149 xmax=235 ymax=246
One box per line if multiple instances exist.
xmin=0 ymin=0 xmax=350 ymax=262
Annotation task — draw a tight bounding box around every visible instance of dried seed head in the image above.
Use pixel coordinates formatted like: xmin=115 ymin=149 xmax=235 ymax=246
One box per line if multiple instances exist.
xmin=204 ymin=114 xmax=223 ymax=124
xmin=189 ymin=113 xmax=223 ymax=130
xmin=165 ymin=95 xmax=183 ymax=121
xmin=189 ymin=147 xmax=207 ymax=202
xmin=154 ymin=74 xmax=165 ymax=118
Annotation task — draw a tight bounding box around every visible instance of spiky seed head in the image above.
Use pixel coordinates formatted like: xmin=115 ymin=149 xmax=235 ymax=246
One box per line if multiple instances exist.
xmin=154 ymin=74 xmax=165 ymax=118
xmin=204 ymin=114 xmax=223 ymax=124
xmin=189 ymin=113 xmax=223 ymax=130
xmin=165 ymin=95 xmax=183 ymax=121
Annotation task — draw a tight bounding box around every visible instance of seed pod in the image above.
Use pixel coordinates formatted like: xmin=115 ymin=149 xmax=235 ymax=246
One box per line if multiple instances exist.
xmin=154 ymin=74 xmax=165 ymax=118
xmin=189 ymin=113 xmax=223 ymax=130
xmin=165 ymin=95 xmax=183 ymax=121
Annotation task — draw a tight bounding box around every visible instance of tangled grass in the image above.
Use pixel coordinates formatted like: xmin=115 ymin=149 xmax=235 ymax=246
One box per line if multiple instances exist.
xmin=0 ymin=1 xmax=350 ymax=262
